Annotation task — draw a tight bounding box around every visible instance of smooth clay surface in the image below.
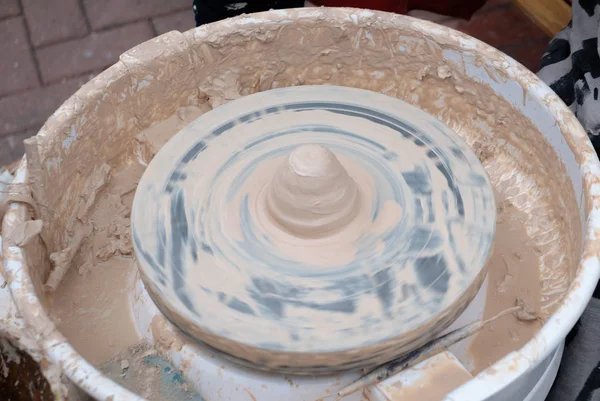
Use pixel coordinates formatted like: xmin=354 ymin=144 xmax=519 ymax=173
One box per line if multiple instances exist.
xmin=266 ymin=144 xmax=365 ymax=240
xmin=19 ymin=7 xmax=581 ymax=398
xmin=378 ymin=352 xmax=473 ymax=401
xmin=130 ymin=86 xmax=497 ymax=372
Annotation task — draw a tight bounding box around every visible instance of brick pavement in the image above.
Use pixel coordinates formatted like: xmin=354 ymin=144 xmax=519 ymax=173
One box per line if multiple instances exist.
xmin=0 ymin=0 xmax=551 ymax=167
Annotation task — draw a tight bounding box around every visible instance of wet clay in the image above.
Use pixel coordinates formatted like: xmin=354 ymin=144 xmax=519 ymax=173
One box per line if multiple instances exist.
xmin=131 ymin=86 xmax=497 ymax=372
xmin=225 ymin=141 xmax=401 ymax=267
xmin=51 ymin=257 xmax=140 ymax=365
xmin=4 ymin=220 xmax=43 ymax=247
xmin=267 ymin=144 xmax=362 ymax=238
xmin=48 ymin=103 xmax=541 ymax=374
xmin=151 ymin=316 xmax=183 ymax=353
xmin=136 ymin=105 xmax=210 ymax=160
xmin=226 ymin=146 xmax=378 ymax=267
xmin=381 ymin=352 xmax=473 ymax=401
xmin=48 ymin=106 xmax=206 ymax=365
xmin=20 ymin=7 xmax=581 ymax=392
xmin=48 ymin=158 xmax=143 ymax=364
xmin=467 ymin=200 xmax=543 ymax=374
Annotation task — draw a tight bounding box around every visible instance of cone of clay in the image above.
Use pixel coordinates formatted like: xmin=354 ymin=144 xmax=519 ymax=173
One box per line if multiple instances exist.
xmin=266 ymin=144 xmax=361 ymax=238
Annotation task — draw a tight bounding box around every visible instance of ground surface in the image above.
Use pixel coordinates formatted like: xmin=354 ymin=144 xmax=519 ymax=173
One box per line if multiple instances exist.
xmin=0 ymin=0 xmax=551 ymax=167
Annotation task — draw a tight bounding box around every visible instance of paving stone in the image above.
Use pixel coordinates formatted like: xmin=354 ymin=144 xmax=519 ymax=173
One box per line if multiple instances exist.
xmin=0 ymin=128 xmax=38 ymax=165
xmin=152 ymin=10 xmax=195 ymax=35
xmin=501 ymin=39 xmax=550 ymax=73
xmin=22 ymin=0 xmax=88 ymax=47
xmin=454 ymin=4 xmax=548 ymax=49
xmin=0 ymin=0 xmax=555 ymax=169
xmin=0 ymin=137 xmax=13 ymax=166
xmin=83 ymin=0 xmax=190 ymax=30
xmin=0 ymin=17 xmax=40 ymax=97
xmin=0 ymin=0 xmax=20 ymax=20
xmin=36 ymin=21 xmax=153 ymax=84
xmin=0 ymin=74 xmax=92 ymax=137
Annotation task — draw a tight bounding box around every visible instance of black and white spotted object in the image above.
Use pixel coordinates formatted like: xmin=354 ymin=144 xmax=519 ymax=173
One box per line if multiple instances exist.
xmin=539 ymin=1 xmax=600 ymax=400
xmin=193 ymin=0 xmax=304 ymax=26
xmin=538 ymin=0 xmax=600 ymax=155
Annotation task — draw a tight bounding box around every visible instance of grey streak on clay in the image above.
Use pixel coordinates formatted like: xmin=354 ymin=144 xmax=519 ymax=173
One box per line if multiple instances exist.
xmin=131 ymin=86 xmax=497 ymax=373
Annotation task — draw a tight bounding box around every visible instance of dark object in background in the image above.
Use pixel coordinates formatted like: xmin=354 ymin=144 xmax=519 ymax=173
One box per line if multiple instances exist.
xmin=313 ymin=0 xmax=487 ymax=20
xmin=408 ymin=0 xmax=488 ymax=19
xmin=193 ymin=0 xmax=488 ymax=27
xmin=311 ymin=0 xmax=410 ymax=13
xmin=0 ymin=336 xmax=54 ymax=401
xmin=194 ymin=0 xmax=305 ymax=26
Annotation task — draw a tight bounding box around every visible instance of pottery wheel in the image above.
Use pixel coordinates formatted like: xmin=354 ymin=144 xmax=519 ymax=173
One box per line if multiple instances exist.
xmin=131 ymin=85 xmax=496 ymax=374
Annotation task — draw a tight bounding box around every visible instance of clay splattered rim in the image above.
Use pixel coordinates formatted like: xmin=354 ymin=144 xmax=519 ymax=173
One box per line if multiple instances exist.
xmin=400 ymin=12 xmax=600 ymax=401
xmin=2 ymin=8 xmax=600 ymax=401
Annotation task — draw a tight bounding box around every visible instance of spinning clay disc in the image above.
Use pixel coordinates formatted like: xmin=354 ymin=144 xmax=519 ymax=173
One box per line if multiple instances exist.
xmin=132 ymin=85 xmax=496 ymax=374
